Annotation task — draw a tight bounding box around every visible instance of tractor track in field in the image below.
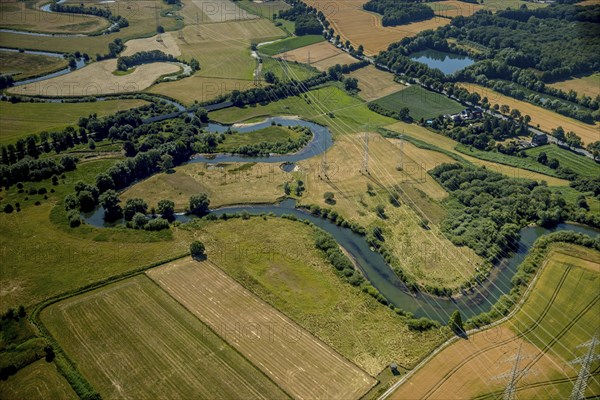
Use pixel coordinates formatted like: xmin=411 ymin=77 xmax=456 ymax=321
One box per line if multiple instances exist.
xmin=420 ymin=265 xmax=575 ymax=399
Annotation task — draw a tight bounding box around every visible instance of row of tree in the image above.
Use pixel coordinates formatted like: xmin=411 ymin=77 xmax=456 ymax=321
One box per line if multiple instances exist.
xmin=363 ymin=0 xmax=434 ymax=27
xmin=116 ymin=50 xmax=178 ymax=71
xmin=0 ymin=156 xmax=77 ymax=188
xmin=50 ymin=2 xmax=129 ymax=32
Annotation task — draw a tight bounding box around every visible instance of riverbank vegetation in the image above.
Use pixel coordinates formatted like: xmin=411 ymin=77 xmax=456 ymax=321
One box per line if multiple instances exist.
xmin=391 ymin=240 xmax=600 ymax=399
xmin=189 ymin=217 xmax=447 ymax=375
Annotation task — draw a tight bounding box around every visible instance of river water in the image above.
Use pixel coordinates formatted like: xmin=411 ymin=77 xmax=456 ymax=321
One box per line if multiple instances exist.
xmin=83 ymin=198 xmax=599 ymax=323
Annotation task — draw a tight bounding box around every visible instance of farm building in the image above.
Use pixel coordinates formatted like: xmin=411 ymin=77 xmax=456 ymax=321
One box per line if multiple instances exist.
xmin=531 ymin=133 xmax=549 ymax=146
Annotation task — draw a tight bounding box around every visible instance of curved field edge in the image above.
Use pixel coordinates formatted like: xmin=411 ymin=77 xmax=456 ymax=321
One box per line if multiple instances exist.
xmin=380 ymin=235 xmax=600 ymax=400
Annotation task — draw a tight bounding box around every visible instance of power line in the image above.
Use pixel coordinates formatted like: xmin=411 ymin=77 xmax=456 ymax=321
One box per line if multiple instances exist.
xmin=493 ymin=342 xmax=536 ymax=400
xmin=570 ymin=334 xmax=600 ymax=400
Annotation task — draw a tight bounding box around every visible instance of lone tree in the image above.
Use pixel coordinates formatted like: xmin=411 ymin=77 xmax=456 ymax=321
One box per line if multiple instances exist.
xmin=189 ymin=193 xmax=210 ymax=215
xmin=190 ymin=240 xmax=206 ymax=260
xmin=449 ymin=310 xmax=464 ymax=335
xmin=324 ymin=191 xmax=335 ymax=204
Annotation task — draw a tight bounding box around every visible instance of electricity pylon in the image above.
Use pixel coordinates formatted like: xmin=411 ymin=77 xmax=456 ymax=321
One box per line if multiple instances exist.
xmin=493 ymin=342 xmax=536 ymax=400
xmin=570 ymin=334 xmax=600 ymax=400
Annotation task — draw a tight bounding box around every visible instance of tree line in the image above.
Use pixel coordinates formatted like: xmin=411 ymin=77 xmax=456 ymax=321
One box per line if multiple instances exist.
xmin=363 ymin=0 xmax=434 ymax=27
xmin=278 ymin=0 xmax=323 ymax=36
xmin=50 ymin=2 xmax=129 ymax=33
xmin=430 ymin=163 xmax=597 ymax=264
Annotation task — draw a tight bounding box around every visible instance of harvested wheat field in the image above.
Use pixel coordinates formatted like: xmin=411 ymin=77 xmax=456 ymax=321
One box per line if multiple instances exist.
xmin=303 ymin=0 xmax=450 ymax=55
xmin=122 ymin=33 xmax=182 ymax=57
xmin=348 ymin=65 xmax=407 ymax=101
xmin=147 ymin=258 xmax=376 ymax=400
xmin=388 ymin=244 xmax=600 ymax=400
xmin=9 ymin=59 xmax=180 ymax=97
xmin=276 ymin=41 xmax=356 ymax=72
xmin=460 ymin=83 xmax=600 ymax=145
xmin=149 ymin=20 xmax=285 ymax=104
xmin=427 ymin=1 xmax=482 ymax=18
xmin=41 ymin=275 xmax=289 ymax=400
xmin=548 ymin=73 xmax=600 ymax=100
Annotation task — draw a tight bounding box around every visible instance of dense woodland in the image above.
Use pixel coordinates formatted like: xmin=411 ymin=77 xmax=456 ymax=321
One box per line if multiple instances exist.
xmin=431 ymin=163 xmax=589 ymax=261
xmin=363 ymin=0 xmax=434 ymax=27
xmin=278 ymin=1 xmax=322 ymax=36
xmin=376 ymin=3 xmax=600 ymax=123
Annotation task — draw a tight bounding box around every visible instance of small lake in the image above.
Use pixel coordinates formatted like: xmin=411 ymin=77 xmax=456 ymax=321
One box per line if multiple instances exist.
xmin=410 ymin=49 xmax=475 ymax=75
xmin=83 ymin=199 xmax=599 ymax=323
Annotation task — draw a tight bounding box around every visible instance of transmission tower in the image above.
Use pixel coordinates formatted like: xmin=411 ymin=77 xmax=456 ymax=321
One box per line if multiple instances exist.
xmin=570 ymin=334 xmax=600 ymax=400
xmin=307 ymin=49 xmax=311 ymax=66
xmin=155 ymin=2 xmax=162 ymax=42
xmin=397 ymin=133 xmax=404 ymax=171
xmin=361 ymin=131 xmax=369 ymax=175
xmin=493 ymin=342 xmax=536 ymax=400
xmin=196 ymin=13 xmax=202 ymax=37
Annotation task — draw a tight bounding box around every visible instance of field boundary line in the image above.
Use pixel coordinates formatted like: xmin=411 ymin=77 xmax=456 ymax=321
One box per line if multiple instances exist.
xmin=28 ymin=252 xmax=189 ymax=399
xmin=377 ymin=244 xmax=568 ymax=400
xmin=148 ymin=256 xmax=378 ymax=398
xmin=143 ymin=273 xmax=295 ymax=400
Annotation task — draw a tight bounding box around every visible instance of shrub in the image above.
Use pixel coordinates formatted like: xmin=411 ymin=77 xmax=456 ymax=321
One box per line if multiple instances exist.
xmin=145 ymin=218 xmax=169 ymax=231
xmin=67 ymin=210 xmax=82 ymax=227
xmin=190 ymin=240 xmax=206 ymax=259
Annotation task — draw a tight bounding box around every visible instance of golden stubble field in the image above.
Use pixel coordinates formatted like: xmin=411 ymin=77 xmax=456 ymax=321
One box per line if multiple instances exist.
xmin=548 ymin=73 xmax=600 ymax=100
xmin=148 ymin=19 xmax=286 ymax=104
xmin=275 ymin=41 xmax=356 ymax=72
xmin=348 ymin=65 xmax=408 ymax=101
xmin=8 ymin=59 xmax=180 ymax=97
xmin=147 ymin=258 xmax=377 ymax=400
xmin=41 ymin=275 xmax=290 ymax=399
xmin=303 ymin=0 xmax=450 ymax=55
xmin=460 ymin=83 xmax=600 ymax=146
xmin=389 ymin=245 xmax=600 ymax=399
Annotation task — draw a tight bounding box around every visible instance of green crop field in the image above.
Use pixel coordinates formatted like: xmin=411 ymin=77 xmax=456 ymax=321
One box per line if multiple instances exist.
xmin=217 ymin=125 xmax=303 ymax=152
xmin=0 ymin=359 xmax=78 ymax=400
xmin=196 ymin=217 xmax=446 ymax=375
xmin=261 ymin=56 xmax=319 ymax=82
xmin=0 ymin=51 xmax=68 ymax=81
xmin=210 ymin=85 xmax=396 ymax=135
xmin=372 ymin=85 xmax=464 ymax=121
xmin=235 ymin=0 xmax=291 ymax=19
xmin=258 ymin=35 xmax=325 ymax=56
xmin=455 ymin=144 xmax=562 ymax=178
xmin=526 ymin=144 xmax=600 ymax=179
xmin=390 ymin=243 xmax=600 ymax=399
xmin=41 ymin=275 xmax=289 ymax=399
xmin=0 ymin=99 xmax=148 ymax=146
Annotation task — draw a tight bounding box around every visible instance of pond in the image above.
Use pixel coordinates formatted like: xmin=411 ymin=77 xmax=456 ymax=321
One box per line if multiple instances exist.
xmin=83 ymin=199 xmax=599 ymax=324
xmin=410 ymin=49 xmax=475 ymax=75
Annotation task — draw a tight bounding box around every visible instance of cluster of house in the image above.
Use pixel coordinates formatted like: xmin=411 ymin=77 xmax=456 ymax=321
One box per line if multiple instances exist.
xmin=443 ymin=108 xmax=483 ymax=123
